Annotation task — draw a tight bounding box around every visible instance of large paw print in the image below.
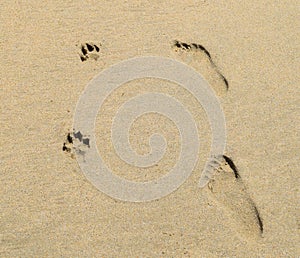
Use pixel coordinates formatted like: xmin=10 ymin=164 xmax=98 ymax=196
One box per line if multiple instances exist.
xmin=79 ymin=42 xmax=100 ymax=62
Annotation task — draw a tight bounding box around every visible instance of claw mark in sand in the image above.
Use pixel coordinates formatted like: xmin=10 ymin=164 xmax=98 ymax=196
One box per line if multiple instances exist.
xmin=62 ymin=133 xmax=73 ymax=153
xmin=67 ymin=132 xmax=73 ymax=144
xmin=172 ymin=40 xmax=229 ymax=90
xmin=62 ymin=143 xmax=71 ymax=153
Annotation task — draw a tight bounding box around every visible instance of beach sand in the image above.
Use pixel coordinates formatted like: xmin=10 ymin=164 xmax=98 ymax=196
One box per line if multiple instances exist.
xmin=1 ymin=1 xmax=299 ymax=256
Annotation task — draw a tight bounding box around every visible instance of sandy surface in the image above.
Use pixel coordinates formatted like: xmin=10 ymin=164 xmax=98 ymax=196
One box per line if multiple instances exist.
xmin=1 ymin=1 xmax=299 ymax=257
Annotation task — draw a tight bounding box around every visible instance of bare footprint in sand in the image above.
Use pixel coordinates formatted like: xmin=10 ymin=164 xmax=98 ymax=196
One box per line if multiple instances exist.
xmin=171 ymin=41 xmax=262 ymax=239
xmin=204 ymin=155 xmax=263 ymax=240
xmin=171 ymin=40 xmax=228 ymax=97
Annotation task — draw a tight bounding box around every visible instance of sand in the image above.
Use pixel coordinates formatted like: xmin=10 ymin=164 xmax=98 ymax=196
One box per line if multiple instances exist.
xmin=1 ymin=1 xmax=299 ymax=257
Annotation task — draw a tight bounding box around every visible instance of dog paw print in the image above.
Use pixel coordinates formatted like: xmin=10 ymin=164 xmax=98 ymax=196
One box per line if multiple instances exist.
xmin=62 ymin=131 xmax=90 ymax=161
xmin=79 ymin=43 xmax=100 ymax=62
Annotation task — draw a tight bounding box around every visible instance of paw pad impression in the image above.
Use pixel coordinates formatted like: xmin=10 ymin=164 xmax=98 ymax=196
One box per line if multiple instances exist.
xmin=79 ymin=42 xmax=100 ymax=62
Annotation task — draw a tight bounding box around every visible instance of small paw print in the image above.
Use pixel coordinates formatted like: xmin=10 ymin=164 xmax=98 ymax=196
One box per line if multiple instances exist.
xmin=62 ymin=131 xmax=91 ymax=161
xmin=79 ymin=43 xmax=100 ymax=62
